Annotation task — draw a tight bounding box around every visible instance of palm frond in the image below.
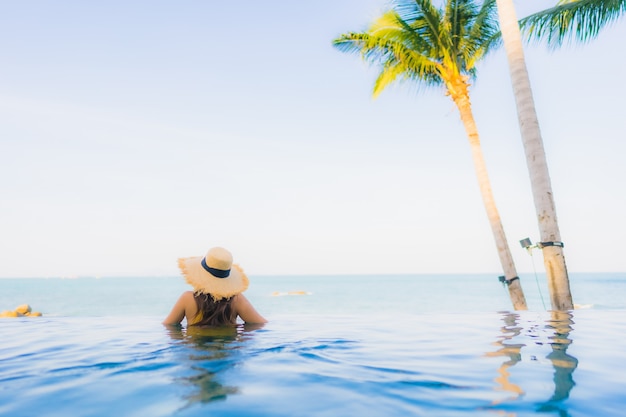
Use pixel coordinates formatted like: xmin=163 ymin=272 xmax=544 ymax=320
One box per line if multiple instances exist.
xmin=369 ymin=10 xmax=434 ymax=56
xmin=333 ymin=32 xmax=393 ymax=65
xmin=369 ymin=10 xmax=404 ymax=36
xmin=444 ymin=0 xmax=471 ymax=52
xmin=520 ymin=0 xmax=626 ymax=47
xmin=464 ymin=0 xmax=502 ymax=69
xmin=394 ymin=0 xmax=448 ymax=52
xmin=390 ymin=11 xmax=436 ymax=55
xmin=443 ymin=0 xmax=476 ymax=71
xmin=333 ymin=0 xmax=498 ymax=97
xmin=334 ymin=30 xmax=441 ymax=86
xmin=373 ymin=62 xmax=406 ymax=97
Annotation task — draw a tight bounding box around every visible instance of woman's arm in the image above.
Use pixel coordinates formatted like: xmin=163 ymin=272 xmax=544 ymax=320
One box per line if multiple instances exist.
xmin=163 ymin=291 xmax=197 ymax=325
xmin=233 ymin=294 xmax=267 ymax=324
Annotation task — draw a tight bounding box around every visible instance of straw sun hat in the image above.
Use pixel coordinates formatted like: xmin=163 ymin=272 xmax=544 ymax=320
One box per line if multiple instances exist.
xmin=178 ymin=247 xmax=249 ymax=301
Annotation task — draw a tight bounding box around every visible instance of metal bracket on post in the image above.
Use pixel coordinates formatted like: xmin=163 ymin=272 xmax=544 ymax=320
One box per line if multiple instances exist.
xmin=498 ymin=275 xmax=519 ymax=286
xmin=519 ymin=237 xmax=564 ymax=254
xmin=536 ymin=241 xmax=564 ymax=249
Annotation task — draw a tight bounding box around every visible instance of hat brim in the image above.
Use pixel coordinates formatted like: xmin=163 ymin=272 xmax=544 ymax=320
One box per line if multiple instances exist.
xmin=178 ymin=256 xmax=249 ymax=301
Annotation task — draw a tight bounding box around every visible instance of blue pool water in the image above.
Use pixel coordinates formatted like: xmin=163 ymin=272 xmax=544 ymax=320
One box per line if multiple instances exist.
xmin=1 ymin=274 xmax=625 ymax=416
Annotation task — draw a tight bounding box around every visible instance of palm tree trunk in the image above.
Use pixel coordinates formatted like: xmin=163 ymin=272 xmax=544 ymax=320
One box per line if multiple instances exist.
xmin=451 ymin=89 xmax=527 ymax=310
xmin=494 ymin=0 xmax=574 ymax=311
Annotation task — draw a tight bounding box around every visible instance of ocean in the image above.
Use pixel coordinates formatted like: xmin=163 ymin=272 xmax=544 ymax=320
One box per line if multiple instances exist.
xmin=1 ymin=273 xmax=625 ymax=416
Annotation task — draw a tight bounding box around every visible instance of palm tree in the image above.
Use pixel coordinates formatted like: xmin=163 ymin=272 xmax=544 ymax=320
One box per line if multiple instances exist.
xmin=520 ymin=0 xmax=626 ymax=47
xmin=492 ymin=0 xmax=574 ymax=311
xmin=333 ymin=0 xmax=528 ymax=310
xmin=490 ymin=0 xmax=625 ymax=311
xmin=491 ymin=0 xmax=624 ymax=311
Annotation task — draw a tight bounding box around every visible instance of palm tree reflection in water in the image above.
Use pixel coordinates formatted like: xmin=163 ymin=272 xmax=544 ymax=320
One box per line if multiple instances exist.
xmin=165 ymin=324 xmax=265 ymax=407
xmin=486 ymin=312 xmax=526 ymax=404
xmin=487 ymin=311 xmax=578 ymax=416
xmin=539 ymin=311 xmax=578 ymax=414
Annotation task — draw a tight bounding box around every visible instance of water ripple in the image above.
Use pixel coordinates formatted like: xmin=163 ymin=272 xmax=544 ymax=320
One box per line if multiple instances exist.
xmin=1 ymin=312 xmax=626 ymax=416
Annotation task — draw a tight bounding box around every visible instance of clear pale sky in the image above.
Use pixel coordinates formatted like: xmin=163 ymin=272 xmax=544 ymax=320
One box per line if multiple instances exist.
xmin=1 ymin=1 xmax=624 ymax=278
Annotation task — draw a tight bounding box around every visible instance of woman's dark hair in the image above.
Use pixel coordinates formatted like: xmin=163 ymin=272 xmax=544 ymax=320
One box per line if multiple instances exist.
xmin=192 ymin=292 xmax=235 ymax=326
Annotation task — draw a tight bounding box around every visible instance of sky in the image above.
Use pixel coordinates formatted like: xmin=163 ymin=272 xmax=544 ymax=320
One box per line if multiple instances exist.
xmin=1 ymin=1 xmax=625 ymax=278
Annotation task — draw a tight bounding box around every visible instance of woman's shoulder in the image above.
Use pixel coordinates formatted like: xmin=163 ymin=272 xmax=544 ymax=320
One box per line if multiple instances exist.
xmin=230 ymin=293 xmax=245 ymax=307
xmin=178 ymin=291 xmax=195 ymax=301
xmin=231 ymin=293 xmax=267 ymax=324
xmin=177 ymin=291 xmax=198 ymax=308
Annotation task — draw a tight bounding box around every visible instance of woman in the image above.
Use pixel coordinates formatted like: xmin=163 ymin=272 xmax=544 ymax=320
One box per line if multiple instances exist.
xmin=163 ymin=246 xmax=267 ymax=326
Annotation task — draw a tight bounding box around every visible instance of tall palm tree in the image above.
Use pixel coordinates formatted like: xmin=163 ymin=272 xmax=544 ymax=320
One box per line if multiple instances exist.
xmin=333 ymin=0 xmax=528 ymax=310
xmin=490 ymin=0 xmax=624 ymax=311
xmin=493 ymin=0 xmax=574 ymax=311
xmin=493 ymin=0 xmax=624 ymax=311
xmin=520 ymin=0 xmax=626 ymax=47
